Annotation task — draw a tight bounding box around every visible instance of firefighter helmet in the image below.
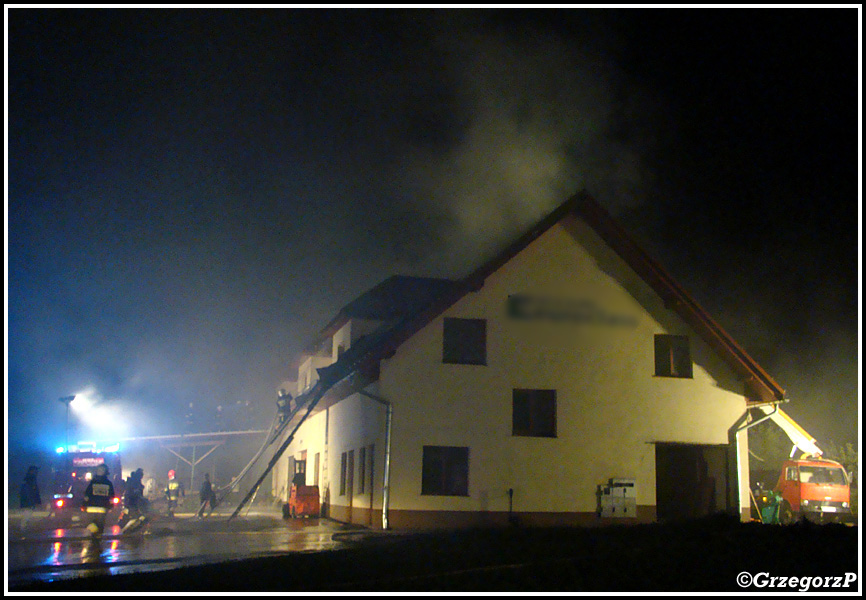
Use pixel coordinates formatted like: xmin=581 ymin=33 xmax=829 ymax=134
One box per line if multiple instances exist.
xmin=168 ymin=469 xmax=176 ymax=479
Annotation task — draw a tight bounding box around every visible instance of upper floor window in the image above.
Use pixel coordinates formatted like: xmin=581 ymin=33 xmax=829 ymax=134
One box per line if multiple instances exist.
xmin=442 ymin=318 xmax=487 ymax=365
xmin=654 ymin=334 xmax=693 ymax=378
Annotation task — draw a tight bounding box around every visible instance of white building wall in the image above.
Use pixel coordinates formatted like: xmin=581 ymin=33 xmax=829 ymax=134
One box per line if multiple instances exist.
xmin=272 ymin=408 xmax=328 ymax=501
xmin=332 ymin=322 xmax=351 ymax=361
xmin=375 ymin=216 xmax=749 ymax=517
xmin=297 ymin=354 xmax=335 ymax=395
xmin=327 ymin=393 xmax=390 ymax=519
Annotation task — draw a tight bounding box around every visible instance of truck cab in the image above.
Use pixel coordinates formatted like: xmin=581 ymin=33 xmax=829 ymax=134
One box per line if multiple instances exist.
xmin=50 ymin=446 xmax=123 ymax=526
xmin=775 ymin=457 xmax=852 ymax=524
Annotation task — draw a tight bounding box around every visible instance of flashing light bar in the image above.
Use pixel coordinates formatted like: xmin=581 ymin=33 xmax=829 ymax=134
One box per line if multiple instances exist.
xmin=56 ymin=442 xmax=121 ymax=454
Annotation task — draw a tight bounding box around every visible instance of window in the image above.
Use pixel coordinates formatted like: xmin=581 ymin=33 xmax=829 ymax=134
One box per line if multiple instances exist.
xmin=799 ymin=466 xmax=847 ymax=485
xmin=358 ymin=447 xmax=366 ymax=494
xmin=654 ymin=335 xmax=693 ymax=378
xmin=512 ymin=389 xmax=557 ymax=437
xmin=346 ymin=450 xmax=354 ymax=498
xmin=443 ymin=318 xmax=487 ymax=365
xmin=421 ymin=446 xmax=469 ymax=496
xmin=368 ymin=444 xmax=375 ymax=494
xmin=339 ymin=452 xmax=347 ymax=496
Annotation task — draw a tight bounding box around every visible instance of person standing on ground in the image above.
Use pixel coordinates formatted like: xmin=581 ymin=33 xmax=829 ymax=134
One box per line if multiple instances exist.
xmin=83 ymin=464 xmax=115 ymax=537
xmin=198 ymin=473 xmax=218 ymax=517
xmin=19 ymin=465 xmax=43 ymax=534
xmin=20 ymin=465 xmax=42 ymax=509
xmin=165 ymin=469 xmax=184 ymax=517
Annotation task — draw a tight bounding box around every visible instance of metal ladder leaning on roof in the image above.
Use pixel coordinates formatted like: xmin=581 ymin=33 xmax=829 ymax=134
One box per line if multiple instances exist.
xmin=228 ymin=363 xmax=345 ymax=521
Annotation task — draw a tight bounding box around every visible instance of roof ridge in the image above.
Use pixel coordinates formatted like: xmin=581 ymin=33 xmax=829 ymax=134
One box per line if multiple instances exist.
xmin=299 ymin=189 xmax=785 ymax=406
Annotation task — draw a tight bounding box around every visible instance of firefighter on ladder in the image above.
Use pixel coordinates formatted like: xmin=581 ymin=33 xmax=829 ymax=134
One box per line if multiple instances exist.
xmin=82 ymin=464 xmax=115 ymax=537
xmin=165 ymin=469 xmax=185 ymax=517
xmin=277 ymin=390 xmax=292 ymax=425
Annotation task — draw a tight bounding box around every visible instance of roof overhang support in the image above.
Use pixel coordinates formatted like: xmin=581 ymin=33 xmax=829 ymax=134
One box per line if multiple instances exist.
xmin=727 ymin=401 xmax=785 ymax=520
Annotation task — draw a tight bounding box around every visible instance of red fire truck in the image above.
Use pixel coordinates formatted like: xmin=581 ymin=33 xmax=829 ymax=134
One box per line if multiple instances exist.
xmin=752 ymin=407 xmax=853 ymax=525
xmin=50 ymin=444 xmax=123 ymax=526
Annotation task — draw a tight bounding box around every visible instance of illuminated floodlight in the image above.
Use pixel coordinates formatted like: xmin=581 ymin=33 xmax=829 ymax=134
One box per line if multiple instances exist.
xmin=56 ymin=446 xmax=66 ymax=454
xmin=70 ymin=392 xmax=95 ymax=414
xmin=102 ymin=442 xmax=120 ymax=453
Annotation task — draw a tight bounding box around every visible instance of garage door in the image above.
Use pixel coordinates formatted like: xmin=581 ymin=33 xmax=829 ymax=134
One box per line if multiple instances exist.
xmin=655 ymin=443 xmax=728 ymax=521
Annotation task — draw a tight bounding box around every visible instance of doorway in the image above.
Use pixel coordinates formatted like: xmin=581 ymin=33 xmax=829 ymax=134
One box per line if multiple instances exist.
xmin=655 ymin=443 xmax=728 ymax=521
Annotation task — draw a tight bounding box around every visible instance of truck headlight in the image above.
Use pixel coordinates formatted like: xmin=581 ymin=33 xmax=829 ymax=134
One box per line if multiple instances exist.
xmin=801 ymin=500 xmax=809 ymax=506
xmin=842 ymin=502 xmax=849 ymax=508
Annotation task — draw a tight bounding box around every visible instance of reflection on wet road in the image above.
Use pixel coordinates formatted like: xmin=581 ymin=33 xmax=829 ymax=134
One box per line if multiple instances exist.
xmin=8 ymin=509 xmax=349 ymax=588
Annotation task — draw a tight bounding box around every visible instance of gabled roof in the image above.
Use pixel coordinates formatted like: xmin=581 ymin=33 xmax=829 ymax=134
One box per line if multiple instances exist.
xmin=303 ymin=275 xmax=461 ymax=355
xmin=315 ymin=190 xmax=786 ymax=406
xmin=342 ymin=275 xmax=463 ymax=321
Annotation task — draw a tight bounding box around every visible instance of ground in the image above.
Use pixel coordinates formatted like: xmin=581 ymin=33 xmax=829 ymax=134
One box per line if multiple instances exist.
xmin=8 ymin=514 xmax=859 ymax=592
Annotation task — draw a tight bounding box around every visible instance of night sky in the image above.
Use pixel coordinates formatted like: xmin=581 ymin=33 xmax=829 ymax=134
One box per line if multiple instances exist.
xmin=6 ymin=9 xmax=860 ymax=467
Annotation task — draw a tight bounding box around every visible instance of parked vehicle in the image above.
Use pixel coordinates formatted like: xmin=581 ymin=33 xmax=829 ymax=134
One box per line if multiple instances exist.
xmin=751 ymin=407 xmax=853 ymax=524
xmin=773 ymin=457 xmax=852 ymax=524
xmin=284 ymin=484 xmax=320 ymax=518
xmin=49 ymin=446 xmax=122 ymax=526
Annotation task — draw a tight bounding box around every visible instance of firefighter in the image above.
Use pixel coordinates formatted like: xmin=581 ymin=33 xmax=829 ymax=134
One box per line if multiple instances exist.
xmin=165 ymin=469 xmax=184 ymax=517
xmin=197 ymin=473 xmax=218 ymax=518
xmin=20 ymin=465 xmax=42 ymax=509
xmin=19 ymin=465 xmax=43 ymax=533
xmin=120 ymin=468 xmax=148 ymax=532
xmin=82 ymin=464 xmax=115 ymax=537
xmin=276 ymin=390 xmax=292 ymax=425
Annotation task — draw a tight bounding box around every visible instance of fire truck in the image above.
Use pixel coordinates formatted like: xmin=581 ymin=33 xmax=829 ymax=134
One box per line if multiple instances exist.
xmin=752 ymin=407 xmax=853 ymax=525
xmin=49 ymin=443 xmax=123 ymax=525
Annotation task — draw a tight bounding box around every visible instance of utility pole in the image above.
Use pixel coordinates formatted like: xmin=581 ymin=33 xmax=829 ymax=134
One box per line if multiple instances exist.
xmin=58 ymin=396 xmax=76 ymax=451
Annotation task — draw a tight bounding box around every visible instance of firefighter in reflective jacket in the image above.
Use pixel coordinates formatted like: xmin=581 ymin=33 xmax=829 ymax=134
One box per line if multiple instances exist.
xmin=165 ymin=470 xmax=184 ymax=516
xmin=83 ymin=464 xmax=115 ymax=537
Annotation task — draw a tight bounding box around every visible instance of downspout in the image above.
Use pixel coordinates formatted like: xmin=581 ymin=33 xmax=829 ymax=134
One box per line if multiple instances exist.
xmin=359 ymin=390 xmax=392 ymax=530
xmin=727 ymin=401 xmax=781 ymax=519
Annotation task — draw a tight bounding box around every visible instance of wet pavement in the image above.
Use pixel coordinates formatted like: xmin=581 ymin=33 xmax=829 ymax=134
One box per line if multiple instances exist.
xmin=7 ymin=504 xmax=357 ymax=589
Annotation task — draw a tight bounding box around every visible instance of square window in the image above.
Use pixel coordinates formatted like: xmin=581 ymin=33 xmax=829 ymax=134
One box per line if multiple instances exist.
xmin=654 ymin=335 xmax=693 ymax=378
xmin=443 ymin=318 xmax=487 ymax=365
xmin=421 ymin=446 xmax=469 ymax=496
xmin=512 ymin=389 xmax=557 ymax=437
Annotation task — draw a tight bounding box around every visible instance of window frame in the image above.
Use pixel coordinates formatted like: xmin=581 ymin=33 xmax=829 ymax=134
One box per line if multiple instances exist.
xmin=339 ymin=452 xmax=347 ymax=496
xmin=358 ymin=446 xmax=366 ymax=495
xmin=654 ymin=334 xmax=693 ymax=378
xmin=442 ymin=317 xmax=487 ymax=366
xmin=421 ymin=445 xmax=470 ymax=497
xmin=512 ymin=388 xmax=558 ymax=438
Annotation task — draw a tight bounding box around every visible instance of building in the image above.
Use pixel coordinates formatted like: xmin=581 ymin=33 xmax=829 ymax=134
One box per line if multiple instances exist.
xmin=271 ymin=191 xmax=785 ymax=529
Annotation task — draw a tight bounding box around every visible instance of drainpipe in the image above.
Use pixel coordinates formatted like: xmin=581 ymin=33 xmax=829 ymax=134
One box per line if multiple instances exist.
xmin=359 ymin=390 xmax=392 ymax=530
xmin=727 ymin=401 xmax=781 ymax=520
